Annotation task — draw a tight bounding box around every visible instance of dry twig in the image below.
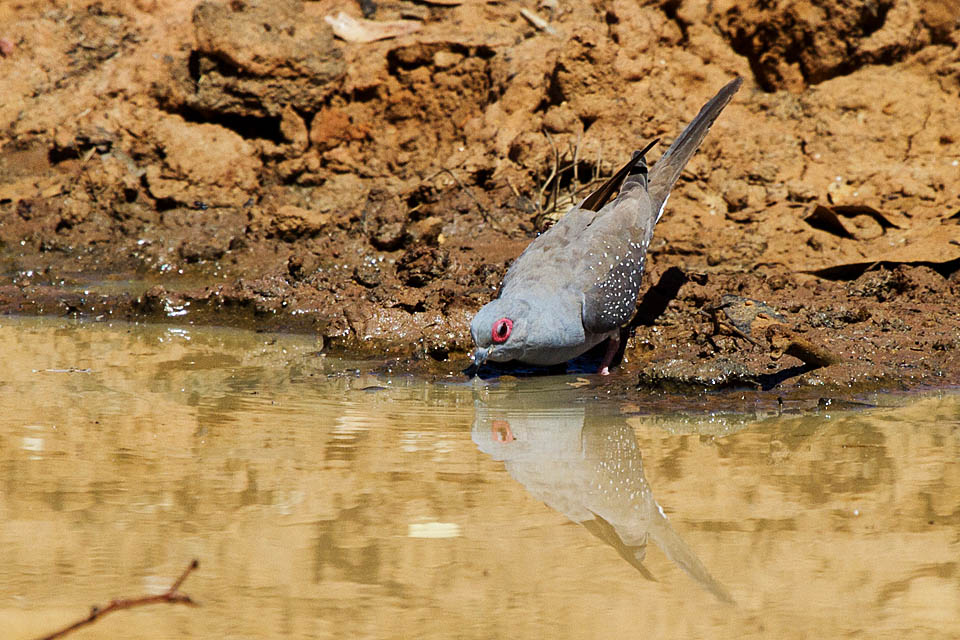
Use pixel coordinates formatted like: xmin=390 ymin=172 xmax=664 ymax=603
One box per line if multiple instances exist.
xmin=535 ymin=134 xmax=619 ymax=220
xmin=537 ymin=130 xmax=560 ymax=215
xmin=572 ymin=130 xmax=581 ymax=186
xmin=34 ymin=560 xmax=201 ymax=640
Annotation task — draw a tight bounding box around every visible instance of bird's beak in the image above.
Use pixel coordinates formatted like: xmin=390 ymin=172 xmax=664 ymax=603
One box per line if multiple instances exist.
xmin=473 ymin=347 xmax=490 ymax=367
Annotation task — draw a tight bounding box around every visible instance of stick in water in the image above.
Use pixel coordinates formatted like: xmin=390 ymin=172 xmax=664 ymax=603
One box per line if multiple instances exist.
xmin=35 ymin=559 xmax=201 ymax=640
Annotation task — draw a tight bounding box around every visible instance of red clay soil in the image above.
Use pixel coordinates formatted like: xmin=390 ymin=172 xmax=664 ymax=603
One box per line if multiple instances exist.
xmin=1 ymin=0 xmax=959 ymax=394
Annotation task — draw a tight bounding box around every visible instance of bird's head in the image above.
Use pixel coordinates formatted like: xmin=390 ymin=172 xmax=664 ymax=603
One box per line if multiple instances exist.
xmin=470 ymin=298 xmax=533 ymax=366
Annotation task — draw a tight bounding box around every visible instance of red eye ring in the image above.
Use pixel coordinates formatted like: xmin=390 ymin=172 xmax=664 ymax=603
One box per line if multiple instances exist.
xmin=491 ymin=318 xmax=513 ymax=344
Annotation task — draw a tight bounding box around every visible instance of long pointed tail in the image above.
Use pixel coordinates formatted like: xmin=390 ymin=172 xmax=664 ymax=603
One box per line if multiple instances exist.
xmin=649 ymin=77 xmax=743 ymax=223
xmin=649 ymin=504 xmax=735 ymax=604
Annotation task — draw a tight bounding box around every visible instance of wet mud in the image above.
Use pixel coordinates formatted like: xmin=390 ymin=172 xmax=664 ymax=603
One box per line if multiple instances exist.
xmin=1 ymin=0 xmax=959 ymax=393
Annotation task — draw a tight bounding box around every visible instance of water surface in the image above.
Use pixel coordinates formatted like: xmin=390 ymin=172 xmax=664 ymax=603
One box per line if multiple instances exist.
xmin=1 ymin=317 xmax=958 ymax=639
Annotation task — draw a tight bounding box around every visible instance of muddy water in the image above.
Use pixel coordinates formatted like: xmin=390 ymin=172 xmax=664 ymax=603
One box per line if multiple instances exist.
xmin=1 ymin=317 xmax=958 ymax=640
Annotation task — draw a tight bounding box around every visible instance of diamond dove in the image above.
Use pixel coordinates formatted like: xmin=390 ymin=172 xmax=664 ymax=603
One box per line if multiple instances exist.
xmin=471 ymin=78 xmax=743 ymax=374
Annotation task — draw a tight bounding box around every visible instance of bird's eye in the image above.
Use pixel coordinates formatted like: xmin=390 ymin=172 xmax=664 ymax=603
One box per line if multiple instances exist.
xmin=491 ymin=318 xmax=513 ymax=344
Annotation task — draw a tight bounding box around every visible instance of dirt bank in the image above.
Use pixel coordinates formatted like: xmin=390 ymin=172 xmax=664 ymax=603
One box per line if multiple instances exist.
xmin=1 ymin=0 xmax=959 ymax=393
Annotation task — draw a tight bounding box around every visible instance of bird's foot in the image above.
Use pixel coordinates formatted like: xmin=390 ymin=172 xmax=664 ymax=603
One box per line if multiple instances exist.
xmin=492 ymin=419 xmax=515 ymax=443
xmin=597 ymin=334 xmax=620 ymax=375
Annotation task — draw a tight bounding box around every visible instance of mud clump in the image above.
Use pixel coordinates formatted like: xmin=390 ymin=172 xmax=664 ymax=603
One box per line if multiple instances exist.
xmin=364 ymin=189 xmax=408 ymax=251
xmin=161 ymin=0 xmax=346 ymax=119
xmin=396 ymin=246 xmax=449 ymax=288
xmin=1 ymin=0 xmax=960 ymax=392
xmin=713 ymin=0 xmax=954 ymax=91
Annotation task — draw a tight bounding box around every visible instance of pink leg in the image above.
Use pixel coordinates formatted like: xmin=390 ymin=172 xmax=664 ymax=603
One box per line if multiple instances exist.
xmin=492 ymin=419 xmax=515 ymax=443
xmin=598 ymin=333 xmax=620 ymax=376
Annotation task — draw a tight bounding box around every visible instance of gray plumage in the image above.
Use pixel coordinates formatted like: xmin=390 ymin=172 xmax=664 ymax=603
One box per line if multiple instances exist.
xmin=472 ymin=397 xmax=734 ymax=603
xmin=472 ymin=78 xmax=743 ymax=371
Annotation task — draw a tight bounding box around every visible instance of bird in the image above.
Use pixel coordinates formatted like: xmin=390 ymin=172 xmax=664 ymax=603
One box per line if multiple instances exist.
xmin=471 ymin=77 xmax=743 ymax=374
xmin=472 ymin=393 xmax=734 ymax=603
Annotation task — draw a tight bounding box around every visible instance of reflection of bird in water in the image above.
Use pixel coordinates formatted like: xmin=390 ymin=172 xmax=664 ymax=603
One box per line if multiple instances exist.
xmin=472 ymin=398 xmax=733 ymax=603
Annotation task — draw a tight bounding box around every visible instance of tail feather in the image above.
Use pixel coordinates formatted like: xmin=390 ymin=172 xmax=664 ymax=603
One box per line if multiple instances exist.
xmin=649 ymin=77 xmax=743 ymax=222
xmin=579 ymin=138 xmax=659 ymax=213
xmin=621 ymin=149 xmax=651 ymax=192
xmin=649 ymin=506 xmax=735 ymax=604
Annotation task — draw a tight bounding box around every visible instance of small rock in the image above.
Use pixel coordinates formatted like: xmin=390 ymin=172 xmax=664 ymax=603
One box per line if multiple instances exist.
xmin=287 ymin=252 xmax=320 ymax=280
xmin=310 ymin=107 xmax=351 ymax=151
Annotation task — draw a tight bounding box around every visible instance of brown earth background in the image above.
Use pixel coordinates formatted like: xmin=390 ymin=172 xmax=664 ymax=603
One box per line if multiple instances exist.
xmin=1 ymin=0 xmax=960 ymax=393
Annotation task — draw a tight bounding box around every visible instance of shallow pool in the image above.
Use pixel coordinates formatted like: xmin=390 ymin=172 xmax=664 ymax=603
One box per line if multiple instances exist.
xmin=1 ymin=317 xmax=957 ymax=639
